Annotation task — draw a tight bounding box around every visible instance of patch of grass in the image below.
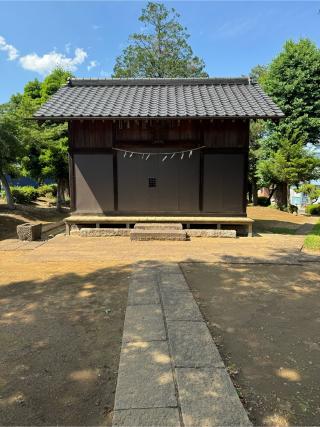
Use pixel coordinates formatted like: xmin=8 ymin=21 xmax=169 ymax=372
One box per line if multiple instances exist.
xmin=304 ymin=221 xmax=320 ymax=251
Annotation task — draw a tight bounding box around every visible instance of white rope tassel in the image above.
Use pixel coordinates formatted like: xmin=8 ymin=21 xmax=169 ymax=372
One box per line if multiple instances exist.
xmin=113 ymin=146 xmax=205 ymax=159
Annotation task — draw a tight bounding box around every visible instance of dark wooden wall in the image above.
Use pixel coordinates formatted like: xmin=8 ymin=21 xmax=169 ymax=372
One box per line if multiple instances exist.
xmin=69 ymin=119 xmax=248 ymax=149
xmin=69 ymin=119 xmax=249 ymax=215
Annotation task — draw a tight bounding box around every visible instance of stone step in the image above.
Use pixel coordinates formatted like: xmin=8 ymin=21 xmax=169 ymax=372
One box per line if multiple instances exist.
xmin=130 ymin=229 xmax=187 ymax=241
xmin=134 ymin=222 xmax=183 ymax=230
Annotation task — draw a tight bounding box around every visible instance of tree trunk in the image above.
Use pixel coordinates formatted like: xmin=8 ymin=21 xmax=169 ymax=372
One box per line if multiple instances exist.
xmin=56 ymin=179 xmax=64 ymax=212
xmin=248 ymin=183 xmax=252 ymax=204
xmin=274 ymin=182 xmax=288 ymax=210
xmin=287 ymin=184 xmax=291 ymax=208
xmin=252 ymin=180 xmax=258 ymax=206
xmin=268 ymin=185 xmax=276 ymax=203
xmin=0 ymin=170 xmax=15 ymax=210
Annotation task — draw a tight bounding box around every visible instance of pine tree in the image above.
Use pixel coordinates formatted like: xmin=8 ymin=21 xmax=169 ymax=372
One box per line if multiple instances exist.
xmin=113 ymin=2 xmax=207 ymax=78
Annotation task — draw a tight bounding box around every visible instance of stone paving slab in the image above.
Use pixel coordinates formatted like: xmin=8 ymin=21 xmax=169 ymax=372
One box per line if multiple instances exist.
xmin=114 ymin=341 xmax=177 ymax=410
xmin=131 ymin=270 xmax=158 ymax=282
xmin=167 ymin=321 xmax=224 ymax=368
xmin=158 ymin=264 xmax=182 ymax=274
xmin=112 ymin=408 xmax=181 ymax=426
xmin=176 ymin=367 xmax=251 ymax=426
xmin=113 ymin=265 xmax=251 ymax=426
xmin=159 ymin=272 xmax=190 ymax=292
xmin=122 ymin=305 xmax=166 ymax=342
xmin=127 ymin=280 xmax=160 ymax=305
xmin=161 ymin=291 xmax=203 ymax=321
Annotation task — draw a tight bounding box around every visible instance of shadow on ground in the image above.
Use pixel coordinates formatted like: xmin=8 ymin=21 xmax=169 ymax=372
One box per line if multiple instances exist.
xmin=180 ymin=255 xmax=320 ymax=426
xmin=0 ymin=260 xmax=163 ymax=426
xmin=253 ymin=219 xmax=313 ymax=235
xmin=1 ymin=233 xmax=319 ymax=426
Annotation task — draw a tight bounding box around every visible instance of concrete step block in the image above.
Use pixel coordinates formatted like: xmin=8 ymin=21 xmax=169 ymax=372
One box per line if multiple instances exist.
xmin=134 ymin=223 xmax=183 ymax=230
xmin=80 ymin=228 xmax=130 ymax=237
xmin=130 ymin=229 xmax=187 ymax=241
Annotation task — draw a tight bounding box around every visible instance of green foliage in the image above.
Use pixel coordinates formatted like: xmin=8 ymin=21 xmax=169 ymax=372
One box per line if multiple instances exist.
xmin=37 ymin=183 xmax=57 ymax=197
xmin=296 ymin=183 xmax=320 ymax=204
xmin=41 ymin=68 xmax=72 ymax=101
xmin=0 ymin=109 xmax=23 ymax=175
xmin=10 ymin=186 xmax=38 ymax=204
xmin=39 ymin=129 xmax=69 ymax=182
xmin=261 ymin=39 xmax=320 ymax=146
xmin=257 ymin=196 xmax=271 ymax=207
xmin=113 ymin=2 xmax=207 ymax=78
xmin=250 ymin=64 xmax=268 ymax=83
xmin=24 ymin=79 xmax=42 ymax=100
xmin=0 ymin=67 xmax=71 ymax=209
xmin=306 ymin=204 xmax=320 ymax=216
xmin=256 ymin=131 xmax=320 ymax=205
xmin=304 ymin=220 xmax=320 ymax=251
xmin=248 ymin=119 xmax=267 ymax=202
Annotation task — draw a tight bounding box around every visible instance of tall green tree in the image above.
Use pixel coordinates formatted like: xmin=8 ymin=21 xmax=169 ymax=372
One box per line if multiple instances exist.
xmin=257 ymin=132 xmax=320 ymax=208
xmin=38 ymin=69 xmax=72 ymax=210
xmin=296 ymin=183 xmax=320 ymax=204
xmin=261 ymin=39 xmax=320 ymax=146
xmin=248 ymin=120 xmax=266 ymax=205
xmin=113 ymin=2 xmax=207 ymax=78
xmin=0 ymin=111 xmax=23 ymax=209
xmin=1 ymin=68 xmax=72 ymax=210
xmin=256 ymin=39 xmax=320 ymax=207
xmin=248 ymin=65 xmax=268 ymax=205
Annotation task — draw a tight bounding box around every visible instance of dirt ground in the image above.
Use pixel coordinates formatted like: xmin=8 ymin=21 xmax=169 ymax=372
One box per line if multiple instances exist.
xmin=0 ymin=199 xmax=67 ymax=240
xmin=0 ymin=256 xmax=130 ymax=426
xmin=0 ymin=209 xmax=319 ymax=426
xmin=247 ymin=206 xmax=318 ymax=234
xmin=181 ymin=262 xmax=320 ymax=426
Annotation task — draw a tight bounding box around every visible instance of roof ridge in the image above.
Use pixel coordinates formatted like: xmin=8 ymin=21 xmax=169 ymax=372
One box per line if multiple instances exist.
xmin=68 ymin=77 xmax=251 ymax=87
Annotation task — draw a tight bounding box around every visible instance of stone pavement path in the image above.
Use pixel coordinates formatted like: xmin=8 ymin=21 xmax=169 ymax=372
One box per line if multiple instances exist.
xmin=112 ymin=264 xmax=251 ymax=426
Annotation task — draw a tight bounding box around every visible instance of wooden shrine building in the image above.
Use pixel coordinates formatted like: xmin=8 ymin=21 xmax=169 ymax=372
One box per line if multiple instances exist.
xmin=34 ymin=77 xmax=284 ymax=235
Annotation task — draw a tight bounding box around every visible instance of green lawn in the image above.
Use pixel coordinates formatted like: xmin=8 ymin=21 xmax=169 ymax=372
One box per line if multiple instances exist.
xmin=304 ymin=220 xmax=320 ymax=251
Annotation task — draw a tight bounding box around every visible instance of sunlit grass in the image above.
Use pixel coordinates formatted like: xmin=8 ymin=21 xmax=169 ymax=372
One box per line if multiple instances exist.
xmin=304 ymin=221 xmax=320 ymax=251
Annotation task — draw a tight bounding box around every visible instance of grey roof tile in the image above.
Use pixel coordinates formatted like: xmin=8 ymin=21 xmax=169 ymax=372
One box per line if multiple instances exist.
xmin=34 ymin=77 xmax=284 ymax=119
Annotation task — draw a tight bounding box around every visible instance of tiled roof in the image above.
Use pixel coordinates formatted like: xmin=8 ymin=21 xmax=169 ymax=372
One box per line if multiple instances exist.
xmin=34 ymin=78 xmax=284 ymax=119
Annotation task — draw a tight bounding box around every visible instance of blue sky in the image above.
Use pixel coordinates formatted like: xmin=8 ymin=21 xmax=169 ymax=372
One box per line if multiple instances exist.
xmin=0 ymin=1 xmax=319 ymax=103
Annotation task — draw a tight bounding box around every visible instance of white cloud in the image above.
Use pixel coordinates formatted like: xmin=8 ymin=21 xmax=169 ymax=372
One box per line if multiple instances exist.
xmin=0 ymin=35 xmax=19 ymax=60
xmin=87 ymin=60 xmax=98 ymax=71
xmin=92 ymin=24 xmax=102 ymax=30
xmin=19 ymin=47 xmax=88 ymax=75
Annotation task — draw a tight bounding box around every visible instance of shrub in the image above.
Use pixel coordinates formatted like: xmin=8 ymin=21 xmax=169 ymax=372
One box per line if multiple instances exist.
xmin=10 ymin=186 xmax=38 ymax=204
xmin=37 ymin=183 xmax=57 ymax=198
xmin=257 ymin=196 xmax=271 ymax=207
xmin=306 ymin=203 xmax=320 ymax=216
